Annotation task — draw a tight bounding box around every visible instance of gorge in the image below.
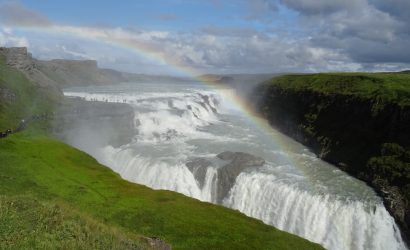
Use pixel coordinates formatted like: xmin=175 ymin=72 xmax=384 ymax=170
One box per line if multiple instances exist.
xmin=62 ymin=82 xmax=407 ymax=250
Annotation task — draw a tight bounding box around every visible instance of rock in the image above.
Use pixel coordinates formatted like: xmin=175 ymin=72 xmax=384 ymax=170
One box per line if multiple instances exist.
xmin=216 ymin=151 xmax=235 ymax=160
xmin=217 ymin=151 xmax=265 ymax=166
xmin=216 ymin=151 xmax=265 ymax=203
xmin=198 ymin=93 xmax=217 ymax=113
xmin=0 ymin=47 xmax=61 ymax=95
xmin=185 ymin=152 xmax=265 ymax=203
xmin=371 ymin=176 xmax=409 ymax=242
xmin=144 ymin=237 xmax=171 ymax=250
xmin=0 ymin=87 xmax=16 ymax=104
xmin=186 ymin=158 xmax=212 ymax=188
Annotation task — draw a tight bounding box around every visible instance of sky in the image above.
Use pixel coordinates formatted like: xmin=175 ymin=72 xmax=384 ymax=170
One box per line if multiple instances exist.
xmin=0 ymin=0 xmax=409 ymax=75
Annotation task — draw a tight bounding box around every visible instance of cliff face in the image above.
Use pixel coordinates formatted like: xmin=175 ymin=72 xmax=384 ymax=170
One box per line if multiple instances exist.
xmin=0 ymin=47 xmax=32 ymax=68
xmin=253 ymin=77 xmax=410 ymax=242
xmin=0 ymin=47 xmax=61 ymax=93
xmin=36 ymin=59 xmax=131 ymax=86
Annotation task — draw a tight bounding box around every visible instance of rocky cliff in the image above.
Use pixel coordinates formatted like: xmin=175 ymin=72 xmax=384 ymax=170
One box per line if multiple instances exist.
xmin=0 ymin=47 xmax=61 ymax=93
xmin=252 ymin=73 xmax=410 ymax=243
xmin=0 ymin=47 xmax=128 ymax=87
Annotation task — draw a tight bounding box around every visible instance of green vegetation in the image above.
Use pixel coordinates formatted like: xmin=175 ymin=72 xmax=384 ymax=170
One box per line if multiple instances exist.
xmin=0 ymin=55 xmax=323 ymax=249
xmin=367 ymin=143 xmax=410 ymax=189
xmin=0 ymin=195 xmax=149 ymax=250
xmin=0 ymin=55 xmax=60 ymax=131
xmin=267 ymin=73 xmax=410 ymax=106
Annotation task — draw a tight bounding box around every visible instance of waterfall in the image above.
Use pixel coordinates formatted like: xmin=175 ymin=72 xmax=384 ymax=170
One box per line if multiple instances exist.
xmin=225 ymin=171 xmax=405 ymax=250
xmin=64 ymin=82 xmax=407 ymax=250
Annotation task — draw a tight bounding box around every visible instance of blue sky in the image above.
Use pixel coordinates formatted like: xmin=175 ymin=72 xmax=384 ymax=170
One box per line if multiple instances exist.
xmin=18 ymin=0 xmax=297 ymax=32
xmin=0 ymin=0 xmax=409 ymax=75
xmin=23 ymin=0 xmax=222 ymax=28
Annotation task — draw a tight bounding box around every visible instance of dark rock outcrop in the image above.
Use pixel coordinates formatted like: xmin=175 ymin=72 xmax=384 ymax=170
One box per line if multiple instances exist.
xmin=216 ymin=151 xmax=265 ymax=203
xmin=252 ymin=84 xmax=410 ymax=243
xmin=372 ymin=177 xmax=407 ymax=228
xmin=186 ymin=158 xmax=212 ymax=189
xmin=186 ymin=152 xmax=265 ymax=203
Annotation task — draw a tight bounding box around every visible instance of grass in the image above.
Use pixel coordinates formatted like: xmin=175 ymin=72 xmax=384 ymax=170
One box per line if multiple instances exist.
xmin=367 ymin=143 xmax=410 ymax=188
xmin=265 ymin=72 xmax=410 ymax=106
xmin=0 ymin=54 xmax=323 ymax=249
xmin=0 ymin=133 xmax=323 ymax=250
xmin=0 ymin=195 xmax=149 ymax=250
xmin=0 ymin=55 xmax=60 ymax=131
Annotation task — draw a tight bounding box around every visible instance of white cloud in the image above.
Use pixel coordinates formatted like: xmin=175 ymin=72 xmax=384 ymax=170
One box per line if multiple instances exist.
xmin=2 ymin=1 xmax=410 ymax=74
xmin=0 ymin=28 xmax=29 ymax=47
xmin=25 ymin=23 xmax=389 ymax=74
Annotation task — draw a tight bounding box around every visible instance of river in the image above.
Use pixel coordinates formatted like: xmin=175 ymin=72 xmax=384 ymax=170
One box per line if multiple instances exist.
xmin=64 ymin=82 xmax=406 ymax=250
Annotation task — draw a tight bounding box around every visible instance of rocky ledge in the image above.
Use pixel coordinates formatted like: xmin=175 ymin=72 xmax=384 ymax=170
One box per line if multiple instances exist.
xmin=186 ymin=151 xmax=265 ymax=203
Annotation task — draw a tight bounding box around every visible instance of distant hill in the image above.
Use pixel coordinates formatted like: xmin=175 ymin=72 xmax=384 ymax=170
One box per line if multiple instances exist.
xmin=201 ymin=73 xmax=278 ymax=85
xmin=200 ymin=73 xmax=280 ymax=96
xmin=0 ymin=47 xmax=281 ymax=90
xmin=0 ymin=47 xmax=191 ymax=87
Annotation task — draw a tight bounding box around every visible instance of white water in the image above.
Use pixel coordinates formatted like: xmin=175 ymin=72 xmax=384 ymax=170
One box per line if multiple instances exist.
xmin=64 ymin=82 xmax=407 ymax=250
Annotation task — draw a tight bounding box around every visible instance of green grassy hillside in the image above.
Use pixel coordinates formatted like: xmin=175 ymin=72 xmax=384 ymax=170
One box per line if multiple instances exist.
xmin=0 ymin=133 xmax=322 ymax=250
xmin=0 ymin=54 xmax=323 ymax=249
xmin=268 ymin=73 xmax=410 ymax=106
xmin=0 ymin=195 xmax=150 ymax=250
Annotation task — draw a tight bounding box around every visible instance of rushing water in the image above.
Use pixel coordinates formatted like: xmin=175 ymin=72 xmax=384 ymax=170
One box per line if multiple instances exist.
xmin=64 ymin=82 xmax=407 ymax=250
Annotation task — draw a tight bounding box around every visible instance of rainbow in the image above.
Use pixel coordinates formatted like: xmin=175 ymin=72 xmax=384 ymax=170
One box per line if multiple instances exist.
xmin=12 ymin=24 xmax=314 ymax=177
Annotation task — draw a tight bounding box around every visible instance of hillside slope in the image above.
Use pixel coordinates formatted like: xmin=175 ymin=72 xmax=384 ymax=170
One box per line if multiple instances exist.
xmin=0 ymin=133 xmax=323 ymax=250
xmin=253 ymin=73 xmax=410 ymax=242
xmin=0 ymin=195 xmax=153 ymax=250
xmin=0 ymin=50 xmax=323 ymax=249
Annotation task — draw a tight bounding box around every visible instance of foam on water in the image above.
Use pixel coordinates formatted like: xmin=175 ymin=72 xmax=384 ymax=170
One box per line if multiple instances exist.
xmin=225 ymin=171 xmax=404 ymax=250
